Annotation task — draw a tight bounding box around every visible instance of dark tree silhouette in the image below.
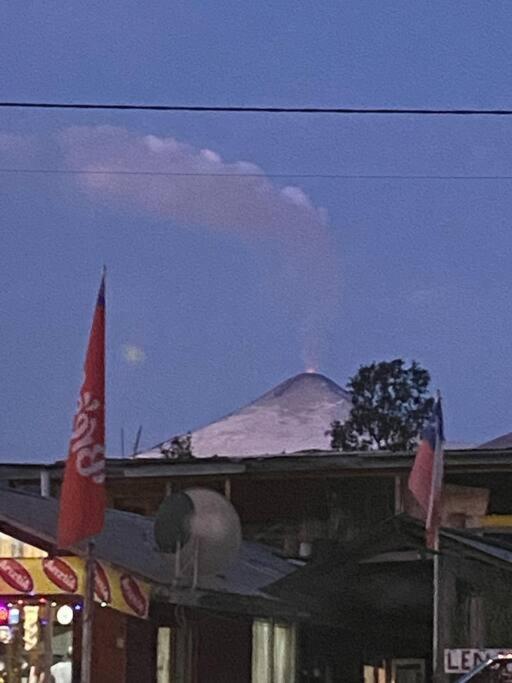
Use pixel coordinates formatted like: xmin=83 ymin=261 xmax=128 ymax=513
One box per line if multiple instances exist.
xmin=329 ymin=359 xmax=434 ymax=452
xmin=160 ymin=432 xmax=193 ymax=460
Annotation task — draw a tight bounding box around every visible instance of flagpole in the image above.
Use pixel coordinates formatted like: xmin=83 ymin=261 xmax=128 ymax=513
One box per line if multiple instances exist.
xmin=56 ymin=270 xmax=106 ymax=682
xmin=81 ymin=541 xmax=95 ymax=683
xmin=409 ymin=390 xmax=445 ymax=681
xmin=80 ymin=270 xmax=104 ymax=682
xmin=432 ymin=391 xmax=443 ymax=681
xmin=432 ymin=530 xmax=440 ymax=680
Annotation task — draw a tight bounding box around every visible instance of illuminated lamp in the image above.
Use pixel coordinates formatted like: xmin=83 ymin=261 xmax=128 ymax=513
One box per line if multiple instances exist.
xmin=56 ymin=604 xmax=73 ymax=626
xmin=0 ymin=603 xmax=8 ymax=626
xmin=8 ymin=608 xmax=20 ymax=625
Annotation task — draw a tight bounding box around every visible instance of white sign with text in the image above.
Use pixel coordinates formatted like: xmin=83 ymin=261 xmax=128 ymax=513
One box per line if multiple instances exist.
xmin=445 ymin=649 xmax=512 ymax=674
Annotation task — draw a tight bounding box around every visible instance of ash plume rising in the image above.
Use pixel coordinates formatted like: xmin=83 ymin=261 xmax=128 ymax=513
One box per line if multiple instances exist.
xmin=58 ymin=126 xmax=340 ymax=368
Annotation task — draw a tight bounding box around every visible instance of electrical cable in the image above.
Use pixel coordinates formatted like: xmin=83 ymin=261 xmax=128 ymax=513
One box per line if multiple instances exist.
xmin=3 ymin=101 xmax=512 ymax=116
xmin=1 ymin=167 xmax=512 ymax=181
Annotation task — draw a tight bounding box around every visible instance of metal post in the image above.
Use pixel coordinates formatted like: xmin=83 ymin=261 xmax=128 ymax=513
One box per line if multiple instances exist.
xmin=394 ymin=475 xmax=403 ymax=514
xmin=173 ymin=540 xmax=181 ymax=587
xmin=42 ymin=602 xmax=54 ymax=680
xmin=81 ymin=542 xmax=95 ymax=683
xmin=192 ymin=538 xmax=199 ymax=591
xmin=432 ymin=532 xmax=440 ymax=680
xmin=40 ymin=469 xmax=50 ymax=498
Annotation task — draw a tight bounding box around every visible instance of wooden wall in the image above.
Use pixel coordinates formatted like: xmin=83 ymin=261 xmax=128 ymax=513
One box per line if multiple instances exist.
xmin=73 ymin=605 xmax=156 ymax=683
xmin=126 ymin=615 xmax=157 ymax=682
xmin=194 ymin=613 xmax=252 ymax=683
xmin=92 ymin=605 xmax=127 ymax=683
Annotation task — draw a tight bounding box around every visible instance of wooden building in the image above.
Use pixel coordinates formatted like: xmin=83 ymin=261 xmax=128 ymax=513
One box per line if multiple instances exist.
xmin=0 ymin=487 xmax=298 ymax=682
xmin=2 ymin=447 xmax=512 ymax=680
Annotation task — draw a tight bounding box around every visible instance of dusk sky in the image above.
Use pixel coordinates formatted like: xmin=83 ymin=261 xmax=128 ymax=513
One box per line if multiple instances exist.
xmin=2 ymin=2 xmax=512 ymax=461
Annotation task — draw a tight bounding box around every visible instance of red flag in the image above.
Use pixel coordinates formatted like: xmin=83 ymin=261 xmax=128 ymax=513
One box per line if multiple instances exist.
xmin=408 ymin=397 xmax=444 ymax=548
xmin=58 ymin=274 xmax=107 ymax=547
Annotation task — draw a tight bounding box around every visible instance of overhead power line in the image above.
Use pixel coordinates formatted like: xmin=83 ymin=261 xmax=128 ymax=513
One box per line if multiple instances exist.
xmin=2 ymin=167 xmax=512 ymax=181
xmin=3 ymin=101 xmax=512 ymax=116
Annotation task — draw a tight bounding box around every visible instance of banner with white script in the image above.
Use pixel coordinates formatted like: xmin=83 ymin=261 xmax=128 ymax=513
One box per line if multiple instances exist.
xmin=0 ymin=557 xmax=149 ymax=619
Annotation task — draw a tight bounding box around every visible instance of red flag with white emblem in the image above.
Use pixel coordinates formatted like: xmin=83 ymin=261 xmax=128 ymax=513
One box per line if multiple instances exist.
xmin=57 ymin=273 xmax=106 ymax=547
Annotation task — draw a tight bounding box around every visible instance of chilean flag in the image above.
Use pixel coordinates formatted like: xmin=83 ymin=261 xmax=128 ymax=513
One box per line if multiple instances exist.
xmin=408 ymin=396 xmax=444 ymax=548
xmin=57 ymin=273 xmax=107 ymax=548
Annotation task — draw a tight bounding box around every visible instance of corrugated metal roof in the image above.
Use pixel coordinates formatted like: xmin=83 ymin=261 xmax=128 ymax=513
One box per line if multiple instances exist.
xmin=441 ymin=529 xmax=512 ymax=565
xmin=0 ymin=488 xmax=169 ymax=583
xmin=0 ymin=488 xmax=295 ymax=600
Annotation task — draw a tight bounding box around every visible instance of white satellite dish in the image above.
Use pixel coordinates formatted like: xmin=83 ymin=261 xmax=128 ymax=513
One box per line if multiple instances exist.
xmin=154 ymin=488 xmax=242 ymax=586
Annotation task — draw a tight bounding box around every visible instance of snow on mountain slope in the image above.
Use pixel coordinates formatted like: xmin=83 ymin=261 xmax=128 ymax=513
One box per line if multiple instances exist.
xmin=138 ymin=372 xmax=352 ymax=459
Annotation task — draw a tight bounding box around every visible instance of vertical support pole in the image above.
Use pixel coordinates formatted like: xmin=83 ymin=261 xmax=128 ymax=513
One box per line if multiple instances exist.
xmin=192 ymin=538 xmax=199 ymax=591
xmin=81 ymin=542 xmax=95 ymax=683
xmin=40 ymin=468 xmax=50 ymax=498
xmin=394 ymin=475 xmax=403 ymax=515
xmin=173 ymin=540 xmax=181 ymax=587
xmin=432 ymin=532 xmax=440 ymax=681
xmin=224 ymin=477 xmax=231 ymax=501
xmin=42 ymin=602 xmax=55 ymax=680
xmin=187 ymin=619 xmax=195 ymax=683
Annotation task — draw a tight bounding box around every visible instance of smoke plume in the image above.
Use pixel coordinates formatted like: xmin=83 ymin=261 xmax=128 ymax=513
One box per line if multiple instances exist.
xmin=58 ymin=126 xmax=339 ymax=368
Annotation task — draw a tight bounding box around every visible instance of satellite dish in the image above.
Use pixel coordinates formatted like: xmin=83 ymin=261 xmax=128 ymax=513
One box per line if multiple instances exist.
xmin=154 ymin=488 xmax=242 ymax=584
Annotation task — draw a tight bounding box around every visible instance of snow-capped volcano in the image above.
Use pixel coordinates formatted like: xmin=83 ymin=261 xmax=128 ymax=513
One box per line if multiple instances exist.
xmin=138 ymin=372 xmax=352 ymax=459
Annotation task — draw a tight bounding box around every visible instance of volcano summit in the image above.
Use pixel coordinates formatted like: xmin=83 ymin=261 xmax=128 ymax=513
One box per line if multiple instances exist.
xmin=139 ymin=372 xmax=352 ymax=459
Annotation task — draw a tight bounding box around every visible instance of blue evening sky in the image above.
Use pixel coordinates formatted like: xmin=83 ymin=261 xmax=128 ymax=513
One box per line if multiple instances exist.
xmin=2 ymin=2 xmax=512 ymax=460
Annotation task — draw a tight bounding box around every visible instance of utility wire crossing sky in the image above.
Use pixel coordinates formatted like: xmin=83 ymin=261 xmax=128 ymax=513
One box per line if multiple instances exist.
xmin=5 ymin=101 xmax=512 ymax=116
xmin=3 ymin=168 xmax=512 ymax=181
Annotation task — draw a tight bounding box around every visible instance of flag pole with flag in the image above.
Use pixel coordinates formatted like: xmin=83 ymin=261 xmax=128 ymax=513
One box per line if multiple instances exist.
xmin=408 ymin=392 xmax=445 ymax=549
xmin=408 ymin=392 xmax=445 ymax=680
xmin=57 ymin=270 xmax=107 ymax=683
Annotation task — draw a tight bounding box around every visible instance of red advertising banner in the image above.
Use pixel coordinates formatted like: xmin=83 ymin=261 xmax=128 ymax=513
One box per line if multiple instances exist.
xmin=0 ymin=557 xmax=149 ymax=619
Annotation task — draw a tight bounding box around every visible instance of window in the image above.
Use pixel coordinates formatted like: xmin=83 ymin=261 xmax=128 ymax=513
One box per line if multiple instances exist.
xmin=157 ymin=626 xmax=172 ymax=683
xmin=252 ymin=619 xmax=297 ymax=683
xmin=391 ymin=659 xmax=425 ymax=683
xmin=364 ymin=664 xmax=386 ymax=682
